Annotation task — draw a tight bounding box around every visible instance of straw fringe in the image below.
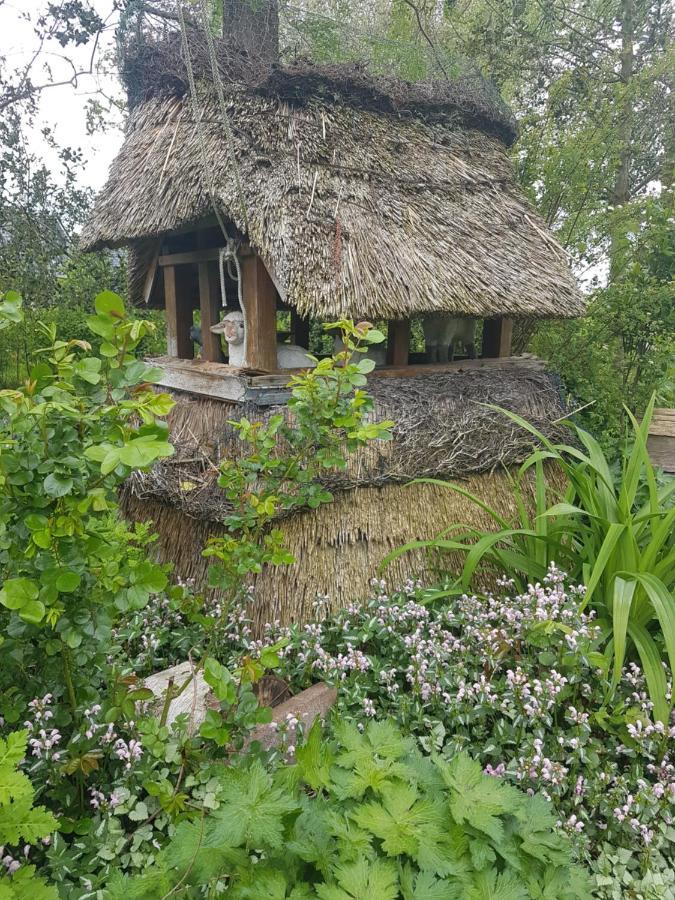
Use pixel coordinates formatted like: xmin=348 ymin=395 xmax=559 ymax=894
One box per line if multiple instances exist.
xmin=122 ymin=472 xmax=563 ymax=631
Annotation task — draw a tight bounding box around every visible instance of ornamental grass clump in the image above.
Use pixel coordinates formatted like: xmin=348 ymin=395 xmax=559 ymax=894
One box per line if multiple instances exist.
xmin=386 ymin=398 xmax=675 ymax=723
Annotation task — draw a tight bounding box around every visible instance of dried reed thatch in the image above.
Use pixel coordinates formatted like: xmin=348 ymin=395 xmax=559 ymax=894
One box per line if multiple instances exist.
xmin=82 ymin=33 xmax=583 ymax=321
xmin=120 ymin=363 xmax=568 ymax=627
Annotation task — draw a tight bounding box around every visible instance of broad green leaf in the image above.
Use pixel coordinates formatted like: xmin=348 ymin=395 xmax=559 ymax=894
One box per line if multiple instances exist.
xmin=0 ymin=578 xmax=39 ymax=611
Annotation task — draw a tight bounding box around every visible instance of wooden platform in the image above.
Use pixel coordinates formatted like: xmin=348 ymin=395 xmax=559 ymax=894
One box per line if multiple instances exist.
xmin=149 ymin=355 xmax=547 ymax=407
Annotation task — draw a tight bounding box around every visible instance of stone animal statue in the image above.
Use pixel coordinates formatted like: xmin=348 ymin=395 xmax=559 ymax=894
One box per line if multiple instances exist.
xmin=332 ymin=335 xmax=387 ymax=367
xmin=423 ymin=314 xmax=476 ymax=363
xmin=210 ymin=311 xmax=316 ymax=369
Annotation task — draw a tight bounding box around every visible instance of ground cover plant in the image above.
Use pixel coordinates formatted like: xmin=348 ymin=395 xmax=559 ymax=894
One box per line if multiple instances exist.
xmin=107 ymin=718 xmax=591 ymax=899
xmin=228 ymin=565 xmax=675 ymax=898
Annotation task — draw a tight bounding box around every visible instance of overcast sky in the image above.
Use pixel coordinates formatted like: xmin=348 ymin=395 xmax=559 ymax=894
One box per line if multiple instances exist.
xmin=1 ymin=0 xmax=124 ymax=191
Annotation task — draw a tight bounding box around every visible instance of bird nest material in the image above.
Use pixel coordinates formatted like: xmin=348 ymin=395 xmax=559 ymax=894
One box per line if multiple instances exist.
xmin=121 ymin=363 xmax=568 ymax=523
xmin=120 ymin=29 xmax=517 ymax=144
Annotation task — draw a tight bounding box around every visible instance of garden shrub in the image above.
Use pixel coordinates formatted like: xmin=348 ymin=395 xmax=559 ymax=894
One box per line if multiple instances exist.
xmin=107 ymin=718 xmax=591 ymax=898
xmin=0 ymin=291 xmax=174 ymax=715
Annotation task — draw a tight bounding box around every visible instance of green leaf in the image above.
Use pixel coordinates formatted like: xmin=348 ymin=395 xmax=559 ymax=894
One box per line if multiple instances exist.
xmin=42 ymin=473 xmax=73 ymax=497
xmin=94 ymin=291 xmax=125 ymax=318
xmin=435 ymin=753 xmax=521 ymax=843
xmin=0 ymin=578 xmax=39 ymax=611
xmin=19 ymin=600 xmax=46 ymax=625
xmin=609 ymin=577 xmax=636 ymax=694
xmin=466 ymin=870 xmax=528 ymax=900
xmin=316 ymin=858 xmax=399 ymax=900
xmin=55 ymin=570 xmax=81 ymax=593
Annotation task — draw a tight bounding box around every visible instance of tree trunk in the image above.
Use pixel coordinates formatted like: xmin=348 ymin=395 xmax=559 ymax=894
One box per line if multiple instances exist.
xmin=609 ymin=0 xmax=635 ymax=281
xmin=222 ymin=0 xmax=279 ymax=65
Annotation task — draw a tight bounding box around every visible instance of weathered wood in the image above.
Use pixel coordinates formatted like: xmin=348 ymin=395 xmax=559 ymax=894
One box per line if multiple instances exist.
xmin=386 ymin=320 xmax=411 ymax=366
xmin=290 ymin=309 xmax=310 ymax=349
xmin=241 ymin=255 xmax=279 ymax=371
xmin=198 ymin=261 xmax=225 ymax=363
xmin=482 ymin=317 xmax=513 ymax=358
xmin=164 ymin=266 xmax=194 ymax=359
xmin=159 ymin=245 xmax=254 ymax=268
xmin=142 ymin=242 xmax=162 ymax=306
xmin=646 ymin=408 xmax=675 ymax=473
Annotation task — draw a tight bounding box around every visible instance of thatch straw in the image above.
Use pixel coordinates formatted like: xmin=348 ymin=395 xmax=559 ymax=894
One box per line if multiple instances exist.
xmin=122 ymin=473 xmax=563 ymax=631
xmin=82 ymin=35 xmax=583 ymax=320
xmin=121 ymin=364 xmax=568 ymax=521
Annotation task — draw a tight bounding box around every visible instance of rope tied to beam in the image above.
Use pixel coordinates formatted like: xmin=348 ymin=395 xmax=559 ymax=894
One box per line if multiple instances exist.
xmin=177 ymin=0 xmax=248 ymax=360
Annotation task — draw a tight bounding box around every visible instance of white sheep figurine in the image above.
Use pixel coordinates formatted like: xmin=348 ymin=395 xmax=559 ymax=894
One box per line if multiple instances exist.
xmin=422 ymin=314 xmax=476 ymax=363
xmin=210 ymin=310 xmax=316 ymax=369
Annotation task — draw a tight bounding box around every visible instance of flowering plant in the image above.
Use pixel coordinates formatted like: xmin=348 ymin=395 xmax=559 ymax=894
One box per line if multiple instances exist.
xmin=234 ymin=566 xmax=675 ymax=890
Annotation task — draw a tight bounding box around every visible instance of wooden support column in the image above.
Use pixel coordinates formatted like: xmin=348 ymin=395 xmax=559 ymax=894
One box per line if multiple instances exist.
xmin=241 ymin=255 xmax=278 ymax=371
xmin=290 ymin=309 xmax=310 ymax=349
xmin=482 ymin=317 xmax=513 ymax=358
xmin=386 ymin=320 xmax=410 ymax=366
xmin=198 ymin=261 xmax=225 ymax=363
xmin=164 ymin=265 xmax=194 ymax=359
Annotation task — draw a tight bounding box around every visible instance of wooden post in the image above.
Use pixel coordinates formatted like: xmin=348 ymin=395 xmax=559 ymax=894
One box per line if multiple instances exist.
xmin=386 ymin=320 xmax=410 ymax=366
xmin=198 ymin=261 xmax=225 ymax=363
xmin=241 ymin=255 xmax=278 ymax=371
xmin=482 ymin=317 xmax=513 ymax=358
xmin=290 ymin=309 xmax=310 ymax=349
xmin=164 ymin=265 xmax=194 ymax=359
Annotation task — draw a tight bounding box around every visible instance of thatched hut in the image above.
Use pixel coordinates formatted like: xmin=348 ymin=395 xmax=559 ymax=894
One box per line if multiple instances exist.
xmin=82 ymin=27 xmax=583 ymax=625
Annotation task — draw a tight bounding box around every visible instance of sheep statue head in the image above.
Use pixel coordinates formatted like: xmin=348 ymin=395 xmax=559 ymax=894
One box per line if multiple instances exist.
xmin=210 ymin=310 xmax=245 ymax=346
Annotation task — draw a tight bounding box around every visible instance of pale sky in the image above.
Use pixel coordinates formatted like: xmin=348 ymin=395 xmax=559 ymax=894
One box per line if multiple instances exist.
xmin=1 ymin=0 xmax=124 ymax=191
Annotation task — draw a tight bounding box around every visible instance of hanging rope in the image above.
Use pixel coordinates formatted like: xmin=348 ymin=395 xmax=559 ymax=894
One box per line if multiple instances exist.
xmin=177 ymin=0 xmax=248 ymax=358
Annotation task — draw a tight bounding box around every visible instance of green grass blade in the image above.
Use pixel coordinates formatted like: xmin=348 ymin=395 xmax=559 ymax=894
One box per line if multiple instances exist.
xmin=631 ymin=572 xmax=675 ymax=689
xmin=627 ymin=621 xmax=671 ymax=724
xmin=579 ymin=523 xmax=626 ymax=610
xmin=608 ymin=577 xmax=636 ymax=695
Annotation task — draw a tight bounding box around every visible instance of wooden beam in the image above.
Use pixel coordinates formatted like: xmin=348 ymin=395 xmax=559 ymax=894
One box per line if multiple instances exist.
xmin=290 ymin=309 xmax=310 ymax=349
xmin=163 ymin=266 xmax=194 ymax=359
xmin=158 ymin=245 xmax=254 ymax=268
xmin=241 ymin=255 xmax=278 ymax=371
xmin=386 ymin=320 xmax=410 ymax=366
xmin=198 ymin=261 xmax=225 ymax=363
xmin=482 ymin=317 xmax=513 ymax=358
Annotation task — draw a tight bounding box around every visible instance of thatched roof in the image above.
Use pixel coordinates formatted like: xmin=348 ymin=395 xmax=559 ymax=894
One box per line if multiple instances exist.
xmin=83 ymin=36 xmax=584 ymax=320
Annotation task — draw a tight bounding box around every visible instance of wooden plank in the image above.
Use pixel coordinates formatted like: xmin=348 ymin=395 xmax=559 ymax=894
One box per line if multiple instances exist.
xmin=386 ymin=320 xmax=410 ymax=366
xmin=163 ymin=266 xmax=194 ymax=359
xmin=482 ymin=318 xmax=513 ymax=358
xmin=155 ymin=368 xmax=247 ymax=403
xmin=241 ymin=255 xmax=278 ymax=371
xmin=247 ymin=356 xmax=546 ymax=387
xmin=198 ymin=261 xmax=225 ymax=363
xmin=142 ymin=242 xmax=162 ymax=305
xmin=290 ymin=309 xmax=310 ymax=349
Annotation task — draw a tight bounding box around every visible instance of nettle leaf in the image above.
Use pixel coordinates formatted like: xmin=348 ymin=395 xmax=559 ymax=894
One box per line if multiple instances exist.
xmin=435 ymin=754 xmax=521 ymax=843
xmin=295 ymin=719 xmax=335 ymax=790
xmin=399 ymin=864 xmax=461 ymax=900
xmin=331 ymin=720 xmax=415 ymax=799
xmin=316 ymin=858 xmax=399 ymax=900
xmin=210 ymin=763 xmax=299 ymax=849
xmin=352 ymin=781 xmax=445 ymax=858
xmin=466 ymin=869 xmax=528 ymax=900
xmin=287 ymin=803 xmax=339 ymax=877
